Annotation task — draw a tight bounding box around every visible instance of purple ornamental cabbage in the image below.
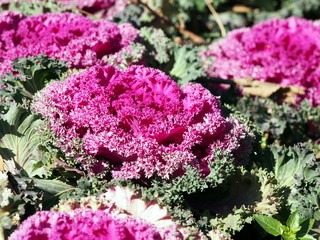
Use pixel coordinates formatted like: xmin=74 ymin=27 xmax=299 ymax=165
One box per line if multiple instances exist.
xmin=56 ymin=186 xmax=195 ymax=239
xmin=9 ymin=210 xmax=175 ymax=240
xmin=0 ymin=0 xmax=128 ymax=19
xmin=201 ymin=17 xmax=320 ymax=106
xmin=61 ymin=0 xmax=128 ymax=19
xmin=33 ymin=65 xmax=254 ymax=179
xmin=0 ymin=11 xmax=138 ymax=75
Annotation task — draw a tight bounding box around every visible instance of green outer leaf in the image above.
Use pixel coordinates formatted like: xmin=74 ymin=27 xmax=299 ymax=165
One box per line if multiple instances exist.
xmin=287 ymin=211 xmax=301 ymax=232
xmin=299 ymin=234 xmax=317 ymax=240
xmin=272 ymin=144 xmax=316 ymax=188
xmin=0 ymin=106 xmax=45 ymax=177
xmin=282 ymin=232 xmax=296 ymax=240
xmin=254 ymin=214 xmax=284 ymax=236
xmin=297 ymin=218 xmax=315 ymax=238
xmin=33 ymin=179 xmax=75 ymax=195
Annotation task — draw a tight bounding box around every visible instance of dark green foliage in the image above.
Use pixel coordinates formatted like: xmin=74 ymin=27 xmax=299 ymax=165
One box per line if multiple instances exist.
xmin=61 ymin=176 xmax=112 ymax=201
xmin=206 ymin=167 xmax=282 ymax=235
xmin=281 ymin=0 xmax=320 ymax=18
xmin=0 ymin=172 xmax=74 ymax=238
xmin=113 ymin=4 xmax=147 ymax=27
xmin=139 ymin=27 xmax=174 ymax=65
xmin=0 ymin=0 xmax=71 ymax=15
xmin=148 ymin=154 xmax=235 ymax=202
xmin=0 ymin=173 xmax=43 ymax=236
xmin=227 ymin=0 xmax=320 ymax=24
xmin=0 ymin=2 xmax=318 ymax=239
xmin=0 ymin=55 xmax=77 ymax=237
xmin=0 ymin=108 xmax=76 ymax=237
xmin=0 ymin=55 xmax=71 ymax=177
xmin=258 ymin=144 xmax=320 ymax=222
xmin=125 ymin=155 xmax=237 ymax=231
xmin=291 ymin=175 xmax=320 ymax=221
xmin=258 ymin=144 xmax=318 ymax=187
xmin=138 ymin=30 xmax=206 ymax=82
xmin=106 ymin=152 xmax=281 ymax=236
xmin=0 ymin=55 xmax=68 ymax=111
xmin=119 ymin=0 xmax=320 ymax=43
xmin=235 ymin=96 xmax=320 ymax=146
xmin=173 ymin=0 xmax=208 ymax=12
xmin=257 ymin=0 xmax=320 ymax=19
xmin=108 ymin=27 xmax=173 ymax=70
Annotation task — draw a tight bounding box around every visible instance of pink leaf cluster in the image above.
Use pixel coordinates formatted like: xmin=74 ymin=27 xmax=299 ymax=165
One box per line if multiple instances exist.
xmin=0 ymin=11 xmax=138 ymax=75
xmin=9 ymin=210 xmax=177 ymax=240
xmin=201 ymin=17 xmax=320 ymax=106
xmin=33 ymin=65 xmax=254 ymax=179
xmin=0 ymin=0 xmax=128 ymax=19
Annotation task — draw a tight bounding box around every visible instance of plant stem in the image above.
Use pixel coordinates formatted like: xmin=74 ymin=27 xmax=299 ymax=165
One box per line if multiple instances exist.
xmin=204 ymin=0 xmax=227 ymax=37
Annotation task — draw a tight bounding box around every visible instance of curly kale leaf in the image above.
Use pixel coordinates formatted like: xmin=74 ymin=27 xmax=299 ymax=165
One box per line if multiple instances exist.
xmin=280 ymin=0 xmax=320 ymax=17
xmin=170 ymin=44 xmax=206 ymax=85
xmin=104 ymin=42 xmax=146 ymax=70
xmin=235 ymin=96 xmax=320 ymax=145
xmin=259 ymin=144 xmax=320 ymax=221
xmin=0 ymin=172 xmax=43 ymax=237
xmin=172 ymin=0 xmax=208 ymax=11
xmin=284 ymin=147 xmax=320 ymax=221
xmin=145 ymin=150 xmax=235 ymax=203
xmin=244 ymin=0 xmax=320 ymax=26
xmin=0 ymin=0 xmax=71 ymax=15
xmin=0 ymin=55 xmax=68 ymax=111
xmin=198 ymin=167 xmax=281 ymax=235
xmin=113 ymin=3 xmax=148 ymax=27
xmin=290 ymin=175 xmax=320 ymax=221
xmin=0 ymin=172 xmax=75 ymax=238
xmin=110 ymin=152 xmax=281 ymax=236
xmin=139 ymin=27 xmax=174 ymax=65
xmin=132 ymin=166 xmax=280 ymax=236
xmin=60 ymin=176 xmax=112 ymax=201
xmin=262 ymin=144 xmax=318 ymax=188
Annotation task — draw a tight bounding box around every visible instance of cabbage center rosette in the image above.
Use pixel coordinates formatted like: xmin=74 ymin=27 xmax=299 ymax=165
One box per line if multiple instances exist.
xmin=201 ymin=17 xmax=320 ymax=106
xmin=33 ymin=65 xmax=254 ymax=179
xmin=0 ymin=11 xmax=139 ymax=75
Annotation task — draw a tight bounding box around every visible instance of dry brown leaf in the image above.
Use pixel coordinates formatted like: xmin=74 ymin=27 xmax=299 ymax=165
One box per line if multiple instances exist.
xmin=233 ymin=78 xmax=305 ymax=104
xmin=233 ymin=77 xmax=254 ymax=85
xmin=232 ymin=5 xmax=260 ymax=13
xmin=232 ymin=5 xmax=254 ymax=13
xmin=242 ymin=84 xmax=281 ymax=98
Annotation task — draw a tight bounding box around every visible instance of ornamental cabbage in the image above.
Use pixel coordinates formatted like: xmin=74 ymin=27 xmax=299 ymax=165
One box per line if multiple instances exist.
xmin=33 ymin=65 xmax=255 ymax=179
xmin=0 ymin=11 xmax=139 ymax=75
xmin=0 ymin=0 xmax=128 ymax=19
xmin=201 ymin=17 xmax=320 ymax=106
xmin=9 ymin=210 xmax=174 ymax=240
xmin=56 ymin=186 xmax=196 ymax=239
